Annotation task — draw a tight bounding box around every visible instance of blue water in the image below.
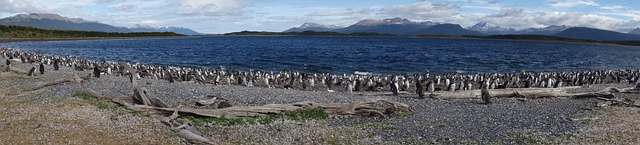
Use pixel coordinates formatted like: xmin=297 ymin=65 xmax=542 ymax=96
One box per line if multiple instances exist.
xmin=3 ymin=36 xmax=640 ymax=74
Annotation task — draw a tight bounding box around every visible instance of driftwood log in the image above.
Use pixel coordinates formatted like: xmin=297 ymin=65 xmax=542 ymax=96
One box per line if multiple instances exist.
xmin=428 ymin=86 xmax=635 ymax=100
xmin=134 ymin=98 xmax=413 ymax=119
xmin=121 ymin=62 xmax=167 ymax=108
xmin=8 ymin=73 xmax=91 ymax=95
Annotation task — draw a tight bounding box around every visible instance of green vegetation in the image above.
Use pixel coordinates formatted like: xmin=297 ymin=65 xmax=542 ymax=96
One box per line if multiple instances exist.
xmin=184 ymin=107 xmax=329 ymax=126
xmin=396 ymin=137 xmax=435 ymax=145
xmin=73 ymin=91 xmax=121 ymax=112
xmin=393 ymin=111 xmax=413 ymax=117
xmin=0 ymin=25 xmax=184 ymax=38
xmin=223 ymin=30 xmax=396 ymax=37
xmin=355 ymin=121 xmax=397 ymax=130
xmin=505 ymin=130 xmax=574 ymax=145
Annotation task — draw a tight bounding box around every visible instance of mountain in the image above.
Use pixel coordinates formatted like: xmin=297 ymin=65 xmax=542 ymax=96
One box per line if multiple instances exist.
xmin=515 ymin=25 xmax=571 ymax=35
xmin=553 ymin=27 xmax=640 ymax=41
xmin=283 ymin=23 xmax=343 ymax=33
xmin=336 ymin=17 xmax=440 ymax=35
xmin=283 ymin=17 xmax=485 ymax=36
xmin=421 ymin=24 xmax=485 ymax=36
xmin=0 ymin=13 xmax=131 ymax=32
xmin=630 ymin=28 xmax=640 ymax=35
xmin=467 ymin=22 xmax=516 ymax=35
xmin=334 ymin=17 xmax=442 ymax=35
xmin=129 ymin=24 xmax=199 ymax=35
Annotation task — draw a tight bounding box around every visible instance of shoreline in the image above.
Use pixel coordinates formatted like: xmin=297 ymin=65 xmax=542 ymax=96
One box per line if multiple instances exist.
xmin=4 ymin=34 xmax=638 ymax=48
xmin=2 ymin=47 xmax=640 ymax=95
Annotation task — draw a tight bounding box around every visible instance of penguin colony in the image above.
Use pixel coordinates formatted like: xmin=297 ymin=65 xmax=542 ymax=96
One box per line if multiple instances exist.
xmin=2 ymin=48 xmax=639 ymax=96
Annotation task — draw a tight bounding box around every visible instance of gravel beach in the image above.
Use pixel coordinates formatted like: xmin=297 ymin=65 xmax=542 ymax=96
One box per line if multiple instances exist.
xmin=4 ymin=58 xmax=627 ymax=144
xmin=3 ymin=58 xmax=636 ymax=144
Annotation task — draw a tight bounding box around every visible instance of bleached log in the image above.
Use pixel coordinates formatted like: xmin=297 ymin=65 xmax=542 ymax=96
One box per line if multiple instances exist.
xmin=133 ymin=98 xmax=412 ymax=119
xmin=428 ymin=86 xmax=634 ymax=100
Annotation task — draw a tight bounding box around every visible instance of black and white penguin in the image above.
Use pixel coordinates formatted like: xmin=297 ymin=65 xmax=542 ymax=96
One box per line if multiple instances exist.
xmin=481 ymin=86 xmax=492 ymax=104
xmin=53 ymin=59 xmax=59 ymax=70
xmin=27 ymin=66 xmax=36 ymax=76
xmin=93 ymin=65 xmax=101 ymax=78
xmin=390 ymin=79 xmax=399 ymax=96
xmin=39 ymin=63 xmax=45 ymax=75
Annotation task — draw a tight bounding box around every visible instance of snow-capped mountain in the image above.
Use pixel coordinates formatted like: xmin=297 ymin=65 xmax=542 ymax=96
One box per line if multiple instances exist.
xmin=467 ymin=22 xmax=516 ymax=35
xmin=129 ymin=24 xmax=200 ymax=35
xmin=283 ymin=22 xmax=343 ymax=32
xmin=515 ymin=25 xmax=572 ymax=35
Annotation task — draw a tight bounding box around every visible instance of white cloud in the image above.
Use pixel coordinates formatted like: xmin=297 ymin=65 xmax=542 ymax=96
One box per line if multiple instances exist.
xmin=479 ymin=7 xmax=640 ymax=32
xmin=173 ymin=0 xmax=263 ymax=16
xmin=0 ymin=0 xmax=41 ymax=13
xmin=548 ymin=0 xmax=599 ymax=8
xmin=601 ymin=5 xmax=624 ymax=11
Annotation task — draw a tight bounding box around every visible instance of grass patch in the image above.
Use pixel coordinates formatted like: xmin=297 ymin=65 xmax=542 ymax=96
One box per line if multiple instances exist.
xmin=393 ymin=111 xmax=413 ymax=117
xmin=184 ymin=107 xmax=329 ymax=126
xmin=396 ymin=137 xmax=435 ymax=145
xmin=506 ymin=130 xmax=565 ymax=145
xmin=73 ymin=91 xmax=121 ymax=113
xmin=355 ymin=121 xmax=396 ymax=130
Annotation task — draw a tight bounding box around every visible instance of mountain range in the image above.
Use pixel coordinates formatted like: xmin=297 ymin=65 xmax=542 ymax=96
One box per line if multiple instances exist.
xmin=554 ymin=27 xmax=640 ymax=41
xmin=630 ymin=28 xmax=640 ymax=35
xmin=0 ymin=13 xmax=200 ymax=35
xmin=0 ymin=13 xmax=638 ymax=41
xmin=128 ymin=24 xmax=199 ymax=35
xmin=284 ymin=18 xmax=640 ymax=41
xmin=467 ymin=22 xmax=516 ymax=35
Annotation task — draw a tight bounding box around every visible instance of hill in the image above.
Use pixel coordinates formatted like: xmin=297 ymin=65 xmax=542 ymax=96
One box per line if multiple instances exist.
xmin=0 ymin=13 xmax=200 ymax=35
xmin=283 ymin=23 xmax=343 ymax=33
xmin=553 ymin=27 xmax=640 ymax=41
xmin=0 ymin=13 xmax=130 ymax=33
xmin=128 ymin=24 xmax=200 ymax=35
xmin=421 ymin=24 xmax=484 ymax=36
xmin=0 ymin=25 xmax=183 ymax=38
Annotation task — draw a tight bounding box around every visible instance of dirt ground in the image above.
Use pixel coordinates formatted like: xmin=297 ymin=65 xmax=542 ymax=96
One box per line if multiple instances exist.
xmin=0 ymin=72 xmax=182 ymax=144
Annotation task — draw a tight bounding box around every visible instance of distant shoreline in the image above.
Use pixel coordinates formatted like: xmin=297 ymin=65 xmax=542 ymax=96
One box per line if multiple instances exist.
xmin=0 ymin=36 xmax=193 ymax=43
xmin=2 ymin=35 xmax=638 ymax=48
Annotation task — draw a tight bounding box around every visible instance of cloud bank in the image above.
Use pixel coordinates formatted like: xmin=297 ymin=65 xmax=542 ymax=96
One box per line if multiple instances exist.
xmin=0 ymin=0 xmax=638 ymax=33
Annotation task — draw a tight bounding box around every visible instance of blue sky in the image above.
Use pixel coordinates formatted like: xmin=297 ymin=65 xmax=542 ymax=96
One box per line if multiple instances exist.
xmin=0 ymin=0 xmax=639 ymax=34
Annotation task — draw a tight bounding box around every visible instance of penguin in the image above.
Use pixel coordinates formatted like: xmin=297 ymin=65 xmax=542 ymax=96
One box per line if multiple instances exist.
xmin=53 ymin=59 xmax=59 ymax=70
xmin=168 ymin=73 xmax=175 ymax=83
xmin=5 ymin=59 xmax=9 ymax=66
xmin=309 ymin=78 xmax=315 ymax=87
xmin=402 ymin=77 xmax=410 ymax=91
xmin=448 ymin=82 xmax=456 ymax=92
xmin=427 ymin=80 xmax=435 ymax=93
xmin=416 ymin=79 xmax=426 ymax=98
xmin=346 ymin=80 xmax=353 ymax=93
xmin=355 ymin=78 xmax=362 ymax=91
xmin=390 ymin=80 xmax=399 ymax=96
xmin=27 ymin=66 xmax=36 ymax=76
xmin=39 ymin=63 xmax=45 ymax=75
xmin=481 ymin=86 xmax=492 ymax=104
xmin=554 ymin=80 xmax=562 ymax=88
xmin=93 ymin=65 xmax=101 ymax=78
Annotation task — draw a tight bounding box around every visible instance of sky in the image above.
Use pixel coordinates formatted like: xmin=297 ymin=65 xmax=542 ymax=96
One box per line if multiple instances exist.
xmin=0 ymin=0 xmax=639 ymax=34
